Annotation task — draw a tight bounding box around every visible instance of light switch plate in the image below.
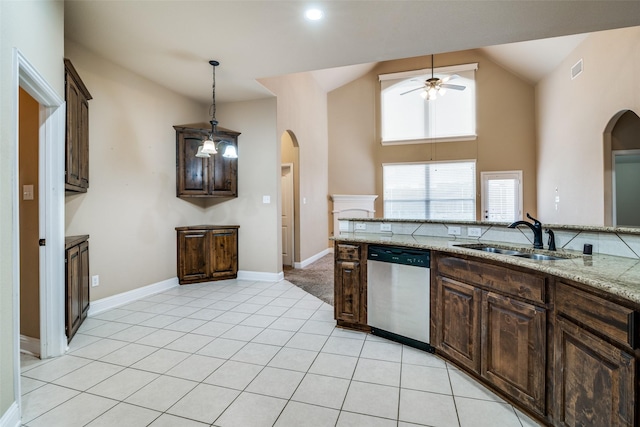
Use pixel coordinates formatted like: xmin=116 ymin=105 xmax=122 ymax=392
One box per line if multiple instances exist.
xmin=91 ymin=275 xmax=99 ymax=287
xmin=262 ymin=195 xmax=271 ymax=204
xmin=468 ymin=227 xmax=482 ymax=237
xmin=448 ymin=226 xmax=461 ymax=236
xmin=23 ymin=185 xmax=34 ymax=200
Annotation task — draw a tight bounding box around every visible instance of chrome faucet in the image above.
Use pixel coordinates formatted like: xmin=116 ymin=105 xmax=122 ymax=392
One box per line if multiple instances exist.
xmin=508 ymin=213 xmax=544 ymax=249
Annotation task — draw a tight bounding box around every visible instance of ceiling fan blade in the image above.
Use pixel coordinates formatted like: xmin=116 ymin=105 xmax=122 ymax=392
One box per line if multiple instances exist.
xmin=400 ymin=86 xmax=424 ymax=95
xmin=441 ymin=83 xmax=466 ymax=91
xmin=442 ymin=74 xmax=460 ymax=82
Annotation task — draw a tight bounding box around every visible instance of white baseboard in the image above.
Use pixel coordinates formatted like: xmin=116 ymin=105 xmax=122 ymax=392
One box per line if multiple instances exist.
xmin=0 ymin=402 xmax=20 ymax=427
xmin=88 ymin=277 xmax=179 ymax=316
xmin=294 ymin=248 xmax=331 ymax=269
xmin=237 ymin=270 xmax=284 ymax=282
xmin=20 ymin=335 xmax=40 ymax=357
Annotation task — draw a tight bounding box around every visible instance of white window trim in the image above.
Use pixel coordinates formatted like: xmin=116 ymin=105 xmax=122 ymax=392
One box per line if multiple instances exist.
xmin=381 ymin=134 xmax=478 ymax=146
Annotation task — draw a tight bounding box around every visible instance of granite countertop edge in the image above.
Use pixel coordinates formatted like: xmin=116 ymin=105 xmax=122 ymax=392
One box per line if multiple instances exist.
xmin=332 ymin=233 xmax=640 ymax=306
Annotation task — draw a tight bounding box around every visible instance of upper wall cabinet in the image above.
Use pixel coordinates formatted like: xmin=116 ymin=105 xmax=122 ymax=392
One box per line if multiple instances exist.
xmin=64 ymin=59 xmax=92 ymax=193
xmin=174 ymin=123 xmax=239 ymax=198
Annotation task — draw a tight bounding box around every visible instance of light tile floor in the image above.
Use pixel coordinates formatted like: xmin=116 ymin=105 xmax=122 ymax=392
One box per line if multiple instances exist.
xmin=20 ymin=279 xmax=542 ymax=427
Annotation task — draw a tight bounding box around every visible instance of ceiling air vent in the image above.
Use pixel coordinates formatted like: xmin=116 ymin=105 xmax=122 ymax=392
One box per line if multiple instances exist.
xmin=571 ymin=59 xmax=583 ymax=80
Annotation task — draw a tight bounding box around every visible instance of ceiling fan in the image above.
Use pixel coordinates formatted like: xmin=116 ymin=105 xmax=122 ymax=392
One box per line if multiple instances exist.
xmin=401 ymin=55 xmax=466 ymax=100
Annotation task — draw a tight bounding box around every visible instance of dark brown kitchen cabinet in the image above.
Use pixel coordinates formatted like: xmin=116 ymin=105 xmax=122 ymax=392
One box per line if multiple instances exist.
xmin=482 ymin=291 xmax=546 ymax=415
xmin=174 ymin=123 xmax=239 ymax=198
xmin=65 ymin=235 xmax=90 ymax=342
xmin=432 ymin=253 xmax=548 ymax=417
xmin=553 ymin=280 xmax=637 ymax=427
xmin=432 ymin=276 xmax=481 ymax=373
xmin=64 ymin=59 xmax=92 ymax=193
xmin=334 ymin=242 xmax=368 ymax=331
xmin=176 ymin=225 xmax=239 ymax=284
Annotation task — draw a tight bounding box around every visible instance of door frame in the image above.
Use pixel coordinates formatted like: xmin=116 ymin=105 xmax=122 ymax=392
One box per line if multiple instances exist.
xmin=281 ymin=163 xmax=295 ymax=267
xmin=12 ymin=49 xmax=66 ymax=405
xmin=611 ymin=149 xmax=640 ymax=226
xmin=480 ymin=170 xmax=523 ymax=222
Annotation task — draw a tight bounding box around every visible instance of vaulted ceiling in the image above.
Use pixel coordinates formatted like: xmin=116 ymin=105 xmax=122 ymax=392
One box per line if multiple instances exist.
xmin=64 ymin=1 xmax=640 ymax=104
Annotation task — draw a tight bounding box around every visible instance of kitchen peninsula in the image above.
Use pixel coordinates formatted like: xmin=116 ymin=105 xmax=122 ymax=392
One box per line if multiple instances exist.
xmin=333 ymin=218 xmax=640 ymax=427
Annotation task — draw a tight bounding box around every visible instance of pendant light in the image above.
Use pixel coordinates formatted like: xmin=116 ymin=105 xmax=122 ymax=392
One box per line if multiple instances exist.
xmin=196 ymin=60 xmax=238 ymax=159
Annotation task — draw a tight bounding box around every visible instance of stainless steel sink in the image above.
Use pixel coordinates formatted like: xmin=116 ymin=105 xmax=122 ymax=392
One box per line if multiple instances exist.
xmin=513 ymin=253 xmax=569 ymax=261
xmin=455 ymin=243 xmax=572 ymax=261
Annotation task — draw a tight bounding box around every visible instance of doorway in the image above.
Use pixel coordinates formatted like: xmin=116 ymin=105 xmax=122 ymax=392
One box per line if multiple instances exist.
xmin=19 ymin=88 xmax=41 ymax=356
xmin=613 ymin=150 xmax=640 ymax=227
xmin=281 ymin=164 xmax=295 ymax=267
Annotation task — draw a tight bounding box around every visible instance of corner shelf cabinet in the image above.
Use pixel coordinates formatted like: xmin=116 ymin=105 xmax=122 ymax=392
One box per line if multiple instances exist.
xmin=174 ymin=123 xmax=239 ymax=198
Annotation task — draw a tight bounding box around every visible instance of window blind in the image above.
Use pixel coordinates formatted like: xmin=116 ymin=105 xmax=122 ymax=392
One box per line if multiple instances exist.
xmin=383 ymin=161 xmax=476 ymax=220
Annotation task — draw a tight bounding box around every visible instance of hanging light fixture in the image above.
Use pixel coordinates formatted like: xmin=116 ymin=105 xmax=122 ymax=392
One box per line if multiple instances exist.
xmin=196 ymin=60 xmax=238 ymax=159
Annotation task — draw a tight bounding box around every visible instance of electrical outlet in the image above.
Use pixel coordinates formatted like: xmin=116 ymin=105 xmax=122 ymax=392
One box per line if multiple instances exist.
xmin=91 ymin=275 xmax=99 ymax=287
xmin=262 ymin=195 xmax=271 ymax=204
xmin=355 ymin=223 xmax=367 ymax=231
xmin=448 ymin=226 xmax=461 ymax=236
xmin=468 ymin=227 xmax=482 ymax=237
xmin=380 ymin=223 xmax=392 ymax=232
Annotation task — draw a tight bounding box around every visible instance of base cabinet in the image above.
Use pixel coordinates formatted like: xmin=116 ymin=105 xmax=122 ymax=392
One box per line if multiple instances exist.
xmin=176 ymin=225 xmax=239 ymax=284
xmin=432 ymin=253 xmax=548 ymax=417
xmin=65 ymin=235 xmax=90 ymax=342
xmin=334 ymin=242 xmax=368 ymax=330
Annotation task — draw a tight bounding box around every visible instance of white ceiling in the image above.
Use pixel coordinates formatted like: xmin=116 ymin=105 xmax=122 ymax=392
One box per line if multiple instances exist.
xmin=64 ymin=1 xmax=640 ymax=104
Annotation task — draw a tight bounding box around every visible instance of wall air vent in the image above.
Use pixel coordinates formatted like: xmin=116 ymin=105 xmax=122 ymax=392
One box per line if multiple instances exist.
xmin=571 ymin=59 xmax=583 ymax=80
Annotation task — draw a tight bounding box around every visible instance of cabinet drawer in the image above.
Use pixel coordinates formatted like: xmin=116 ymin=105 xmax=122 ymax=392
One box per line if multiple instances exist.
xmin=336 ymin=243 xmax=361 ymax=261
xmin=556 ymin=281 xmax=638 ymax=349
xmin=437 ymin=256 xmax=545 ymax=304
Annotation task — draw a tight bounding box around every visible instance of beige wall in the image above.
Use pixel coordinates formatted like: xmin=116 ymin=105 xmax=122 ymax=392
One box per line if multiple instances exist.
xmin=328 ymin=50 xmax=537 ymax=224
xmin=19 ymin=88 xmax=40 ymax=340
xmin=0 ymin=0 xmax=64 ymax=414
xmin=537 ymin=26 xmax=640 ymax=226
xmin=207 ymin=97 xmax=281 ymax=275
xmin=260 ymin=72 xmax=330 ymax=263
xmin=64 ymin=41 xmax=208 ymax=300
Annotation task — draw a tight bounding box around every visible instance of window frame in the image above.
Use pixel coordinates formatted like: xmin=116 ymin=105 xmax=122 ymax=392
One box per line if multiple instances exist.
xmin=379 ymin=63 xmax=478 ymax=145
xmin=383 ymin=160 xmax=477 ymax=221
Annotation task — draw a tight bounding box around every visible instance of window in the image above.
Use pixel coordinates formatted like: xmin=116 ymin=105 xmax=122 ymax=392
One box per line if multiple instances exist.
xmin=383 ymin=161 xmax=476 ymax=220
xmin=481 ymin=171 xmax=523 ymax=222
xmin=379 ymin=63 xmax=478 ymax=144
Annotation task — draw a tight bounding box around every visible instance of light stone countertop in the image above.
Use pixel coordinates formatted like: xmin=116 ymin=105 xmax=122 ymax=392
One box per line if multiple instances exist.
xmin=333 ymin=233 xmax=640 ymax=306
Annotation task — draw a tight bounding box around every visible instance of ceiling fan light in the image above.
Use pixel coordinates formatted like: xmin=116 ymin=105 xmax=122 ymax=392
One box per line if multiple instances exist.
xmin=222 ymin=144 xmax=238 ymax=159
xmin=196 ymin=145 xmax=211 ymax=158
xmin=202 ymin=138 xmax=217 ymax=154
xmin=420 ymin=90 xmax=428 ymax=100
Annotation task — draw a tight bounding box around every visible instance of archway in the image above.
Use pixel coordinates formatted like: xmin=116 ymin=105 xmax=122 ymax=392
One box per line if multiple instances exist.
xmin=603 ymin=110 xmax=640 ymax=226
xmin=281 ymin=130 xmax=300 ymax=267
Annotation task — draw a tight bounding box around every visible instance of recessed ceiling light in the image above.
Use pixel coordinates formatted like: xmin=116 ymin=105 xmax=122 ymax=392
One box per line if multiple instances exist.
xmin=305 ymin=8 xmax=324 ymax=21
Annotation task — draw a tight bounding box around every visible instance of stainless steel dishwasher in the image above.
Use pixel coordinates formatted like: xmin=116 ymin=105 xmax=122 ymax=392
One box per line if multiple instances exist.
xmin=367 ymin=245 xmax=433 ymax=352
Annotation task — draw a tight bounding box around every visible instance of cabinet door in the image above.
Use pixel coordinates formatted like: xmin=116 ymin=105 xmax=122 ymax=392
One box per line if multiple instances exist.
xmin=210 ymin=229 xmax=238 ymax=279
xmin=66 ymin=246 xmax=82 ymax=341
xmin=79 ymin=241 xmax=90 ymax=320
xmin=177 ymin=230 xmax=210 ymax=284
xmin=482 ymin=292 xmax=546 ymax=415
xmin=79 ymin=98 xmax=89 ymax=189
xmin=210 ymin=135 xmax=237 ymax=197
xmin=177 ymin=132 xmax=210 ymax=196
xmin=554 ymin=317 xmax=635 ymax=427
xmin=335 ymin=260 xmax=362 ymax=324
xmin=434 ymin=276 xmax=481 ymax=372
xmin=65 ymin=76 xmax=81 ymax=188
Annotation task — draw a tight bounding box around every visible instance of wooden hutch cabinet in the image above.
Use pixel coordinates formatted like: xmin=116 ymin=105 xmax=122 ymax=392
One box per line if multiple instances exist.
xmin=174 ymin=123 xmax=239 ymax=198
xmin=176 ymin=225 xmax=239 ymax=284
xmin=65 ymin=235 xmax=90 ymax=342
xmin=64 ymin=59 xmax=92 ymax=193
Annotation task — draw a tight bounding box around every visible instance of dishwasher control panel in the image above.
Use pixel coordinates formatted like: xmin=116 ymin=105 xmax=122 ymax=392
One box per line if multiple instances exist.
xmin=367 ymin=245 xmax=430 ymax=268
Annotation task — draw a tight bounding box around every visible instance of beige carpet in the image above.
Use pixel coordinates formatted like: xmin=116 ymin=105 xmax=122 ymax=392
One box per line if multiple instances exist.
xmin=284 ymin=254 xmax=334 ymax=306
